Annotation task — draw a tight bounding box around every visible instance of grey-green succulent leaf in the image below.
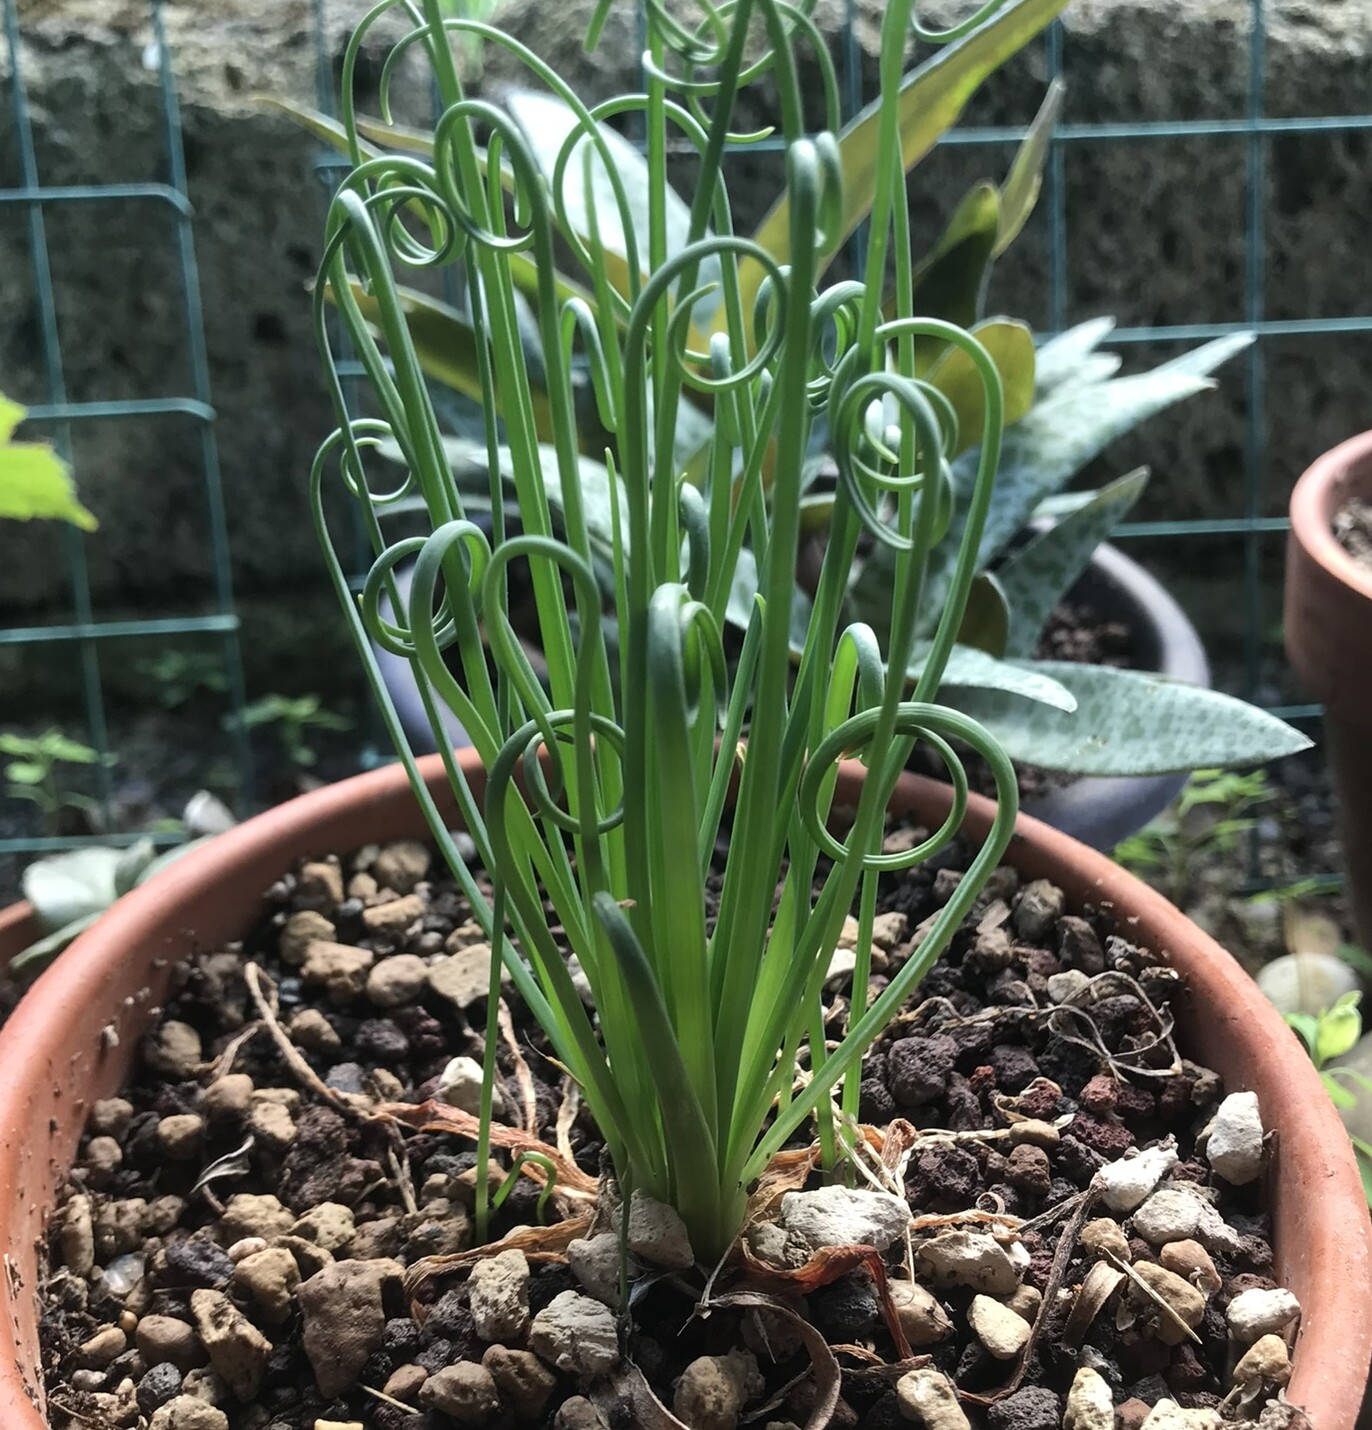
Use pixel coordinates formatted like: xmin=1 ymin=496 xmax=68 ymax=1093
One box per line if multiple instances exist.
xmin=951 ymin=662 xmax=1313 ymax=775
xmin=22 ymin=846 xmax=129 ymax=934
xmin=999 ymin=468 xmax=1150 ymax=658
xmin=931 ymin=649 xmax=1077 ymax=711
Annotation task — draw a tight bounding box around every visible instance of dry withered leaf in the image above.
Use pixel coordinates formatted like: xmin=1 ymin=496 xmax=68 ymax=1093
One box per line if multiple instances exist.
xmin=1062 ymin=1260 xmax=1126 ymax=1350
xmin=403 ymin=1214 xmax=593 ymax=1299
xmin=735 ymin=1240 xmax=913 ymax=1360
xmin=709 ymin=1291 xmax=842 ymax=1429
xmin=379 ymin=1098 xmax=599 ymax=1197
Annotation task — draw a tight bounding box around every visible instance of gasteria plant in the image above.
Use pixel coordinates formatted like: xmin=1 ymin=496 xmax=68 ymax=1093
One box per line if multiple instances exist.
xmin=315 ymin=0 xmax=1059 ymax=1262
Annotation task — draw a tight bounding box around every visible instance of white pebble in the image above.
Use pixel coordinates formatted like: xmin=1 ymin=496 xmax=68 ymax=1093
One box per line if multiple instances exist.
xmin=1202 ymin=1091 xmax=1264 ymax=1185
xmin=1063 ymin=1366 xmax=1114 ymax=1430
xmin=1226 ymin=1287 xmax=1300 ymax=1343
xmin=1096 ymin=1141 xmax=1178 ymax=1213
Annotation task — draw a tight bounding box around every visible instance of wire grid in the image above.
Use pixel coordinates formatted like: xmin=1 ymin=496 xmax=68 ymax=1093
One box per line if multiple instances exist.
xmin=0 ymin=0 xmax=254 ymax=857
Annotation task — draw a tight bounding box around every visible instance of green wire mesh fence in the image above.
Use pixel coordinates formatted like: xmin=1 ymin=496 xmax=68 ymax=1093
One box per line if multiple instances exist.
xmin=0 ymin=0 xmax=254 ymax=862
xmin=1 ymin=0 xmax=1369 ymax=881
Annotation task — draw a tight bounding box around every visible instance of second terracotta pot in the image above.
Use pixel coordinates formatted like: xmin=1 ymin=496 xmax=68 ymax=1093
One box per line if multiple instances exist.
xmin=0 ymin=756 xmax=1367 ymax=1426
xmin=1286 ymin=429 xmax=1372 ymax=950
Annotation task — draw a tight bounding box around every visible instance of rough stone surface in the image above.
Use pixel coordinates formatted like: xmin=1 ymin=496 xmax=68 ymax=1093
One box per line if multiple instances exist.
xmin=915 ymin=1230 xmax=1027 ymax=1295
xmin=895 ymin=1366 xmax=971 ymax=1430
xmin=469 ymin=1249 xmax=532 ymax=1343
xmin=1226 ymin=1286 xmax=1301 ymax=1343
xmin=1202 ymin=1090 xmax=1265 ymax=1185
xmin=567 ymin=1232 xmax=623 ymax=1306
xmin=420 ymin=1362 xmax=501 ymax=1424
xmin=1233 ymin=1333 xmax=1292 ymax=1385
xmin=967 ymin=1295 xmax=1032 ymax=1360
xmin=298 ymin=1258 xmax=398 ymax=1398
xmin=148 ymin=1397 xmax=229 ymax=1430
xmin=482 ymin=1344 xmax=558 ymax=1421
xmin=778 ymin=1185 xmax=910 ymax=1253
xmin=626 ymin=1190 xmax=695 ymax=1270
xmin=300 ymin=942 xmax=374 ymax=1004
xmin=428 ymin=944 xmax=509 ymax=1009
xmin=188 ymin=1288 xmax=271 ymax=1402
xmin=672 ymin=1349 xmax=764 ymax=1430
xmin=1064 ymin=1366 xmax=1114 ymax=1430
xmin=528 ymin=1291 xmax=620 ymax=1376
xmin=1096 ymin=1141 xmax=1179 ymax=1213
xmin=230 ymin=1247 xmax=300 ymax=1323
xmin=1131 ymin=1187 xmax=1203 ymax=1245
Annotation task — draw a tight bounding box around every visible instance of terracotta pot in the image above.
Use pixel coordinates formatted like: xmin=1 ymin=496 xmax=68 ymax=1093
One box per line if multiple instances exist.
xmin=1286 ymin=431 xmax=1372 ymax=951
xmin=0 ymin=754 xmax=1367 ymax=1426
xmin=0 ymin=901 xmax=37 ymax=971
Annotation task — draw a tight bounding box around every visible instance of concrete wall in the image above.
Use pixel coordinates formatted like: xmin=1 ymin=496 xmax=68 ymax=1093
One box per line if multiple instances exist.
xmin=1 ymin=0 xmax=1369 ymax=686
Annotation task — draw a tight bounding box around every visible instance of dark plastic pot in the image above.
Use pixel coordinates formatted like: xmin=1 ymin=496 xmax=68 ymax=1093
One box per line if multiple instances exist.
xmin=0 ymin=753 xmax=1365 ymax=1426
xmin=1021 ymin=539 xmax=1211 ymax=850
xmin=1285 ymin=430 xmax=1372 ymax=950
xmin=373 ymin=542 xmax=1211 ymax=851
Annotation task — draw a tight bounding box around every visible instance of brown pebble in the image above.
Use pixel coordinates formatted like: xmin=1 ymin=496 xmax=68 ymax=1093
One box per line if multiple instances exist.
xmin=77 ymin=1325 xmax=127 ymax=1369
xmin=1008 ymin=1119 xmax=1060 ymax=1149
xmin=85 ymin=1135 xmax=123 ymax=1176
xmin=288 ymin=1007 xmax=341 ymax=1054
xmin=89 ymin=1098 xmax=134 ymax=1138
xmin=382 ymin=1363 xmax=428 ymax=1403
xmin=361 ymin=893 xmax=425 ymax=931
xmin=1159 ymin=1239 xmax=1221 ymax=1297
xmin=202 ymin=1074 xmax=253 ymax=1121
xmin=297 ymin=859 xmax=344 ymax=907
xmin=136 ymin=1314 xmax=203 ymax=1372
xmin=1081 ymin=1219 xmax=1132 ymax=1263
xmin=156 ymin=1114 xmax=205 ymax=1160
xmin=279 ymin=909 xmax=336 ymax=965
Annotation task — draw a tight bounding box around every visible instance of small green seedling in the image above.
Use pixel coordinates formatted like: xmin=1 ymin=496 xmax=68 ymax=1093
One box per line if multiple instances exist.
xmin=1114 ymin=767 xmax=1274 ymax=903
xmin=136 ymin=649 xmax=229 ymax=710
xmin=0 ymin=729 xmax=114 ymax=835
xmin=1286 ymin=991 xmax=1372 ymax=1204
xmin=227 ymin=694 xmax=351 ymax=770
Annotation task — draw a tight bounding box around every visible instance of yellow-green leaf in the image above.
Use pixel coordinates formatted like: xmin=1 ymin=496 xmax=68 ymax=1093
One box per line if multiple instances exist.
xmin=995 ymin=78 xmax=1065 ymax=257
xmin=924 ymin=318 xmax=1036 ymax=454
xmin=0 ymin=403 xmax=97 ymax=531
xmin=908 ymin=182 xmax=1002 ymax=349
xmin=0 ymin=394 xmax=23 ymax=444
xmin=737 ymin=0 xmax=1071 ymax=322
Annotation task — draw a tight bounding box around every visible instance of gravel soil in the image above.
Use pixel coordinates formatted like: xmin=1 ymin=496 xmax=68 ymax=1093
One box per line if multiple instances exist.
xmin=34 ymin=822 xmax=1301 ymax=1430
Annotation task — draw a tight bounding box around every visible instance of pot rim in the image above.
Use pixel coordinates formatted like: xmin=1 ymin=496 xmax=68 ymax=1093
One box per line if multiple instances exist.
xmin=0 ymin=754 xmax=1367 ymax=1427
xmin=1290 ymin=429 xmax=1372 ymax=606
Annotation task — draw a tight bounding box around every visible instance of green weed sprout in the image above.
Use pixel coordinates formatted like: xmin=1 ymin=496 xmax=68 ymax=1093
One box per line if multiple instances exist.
xmin=228 ymin=693 xmax=352 ymax=770
xmin=1 ymin=729 xmax=113 ymax=835
xmin=1285 ymin=992 xmax=1372 ymax=1203
xmin=311 ymin=0 xmax=1020 ymax=1261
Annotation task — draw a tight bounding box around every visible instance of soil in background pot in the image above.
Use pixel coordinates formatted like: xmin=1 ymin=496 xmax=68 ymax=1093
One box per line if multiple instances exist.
xmin=36 ymin=832 xmax=1299 ymax=1430
xmin=1334 ymin=499 xmax=1372 ymax=572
